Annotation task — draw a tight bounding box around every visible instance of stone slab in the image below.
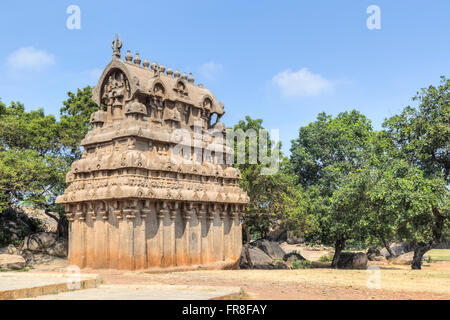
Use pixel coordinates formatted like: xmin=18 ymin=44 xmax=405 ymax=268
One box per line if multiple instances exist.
xmin=24 ymin=284 xmax=244 ymax=300
xmin=0 ymin=272 xmax=102 ymax=300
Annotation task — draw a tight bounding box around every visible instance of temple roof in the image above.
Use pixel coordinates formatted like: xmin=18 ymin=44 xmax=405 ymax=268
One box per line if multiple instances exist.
xmin=92 ymin=39 xmax=225 ymax=116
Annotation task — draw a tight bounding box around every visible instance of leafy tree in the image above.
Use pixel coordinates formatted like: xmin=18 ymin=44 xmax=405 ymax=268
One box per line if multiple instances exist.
xmin=59 ymin=86 xmax=98 ymax=161
xmin=0 ymin=101 xmax=66 ymax=211
xmin=0 ymin=87 xmax=97 ymax=214
xmin=290 ymin=110 xmax=374 ymax=267
xmin=382 ymin=77 xmax=450 ymax=269
xmin=231 ymin=116 xmax=301 ymax=240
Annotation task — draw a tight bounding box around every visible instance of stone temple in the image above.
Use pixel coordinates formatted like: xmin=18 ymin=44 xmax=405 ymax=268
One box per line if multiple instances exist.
xmin=56 ymin=35 xmax=249 ymax=271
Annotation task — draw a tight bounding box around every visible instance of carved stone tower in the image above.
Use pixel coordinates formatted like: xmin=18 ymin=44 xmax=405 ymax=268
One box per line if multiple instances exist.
xmin=56 ymin=35 xmax=249 ymax=271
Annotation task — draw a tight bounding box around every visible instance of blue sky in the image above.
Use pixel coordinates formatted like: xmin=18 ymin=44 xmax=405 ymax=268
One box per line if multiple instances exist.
xmin=0 ymin=0 xmax=449 ymax=154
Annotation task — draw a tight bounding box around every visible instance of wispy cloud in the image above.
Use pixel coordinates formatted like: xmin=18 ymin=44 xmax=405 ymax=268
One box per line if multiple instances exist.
xmin=272 ymin=68 xmax=334 ymax=97
xmin=198 ymin=61 xmax=223 ymax=80
xmin=6 ymin=47 xmax=55 ymax=72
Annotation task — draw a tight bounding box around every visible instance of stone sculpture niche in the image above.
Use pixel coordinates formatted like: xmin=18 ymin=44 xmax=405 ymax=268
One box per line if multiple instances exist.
xmin=56 ymin=35 xmax=249 ymax=271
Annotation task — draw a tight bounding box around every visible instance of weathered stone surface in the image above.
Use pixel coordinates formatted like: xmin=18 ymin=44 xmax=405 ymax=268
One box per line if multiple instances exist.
xmin=45 ymin=239 xmax=68 ymax=258
xmin=240 ymin=247 xmax=273 ymax=269
xmin=392 ymin=252 xmax=415 ymax=265
xmin=380 ymin=242 xmax=411 ymax=258
xmin=0 ymin=244 xmax=21 ymax=256
xmin=368 ymin=254 xmax=387 ymax=262
xmin=22 ymin=232 xmax=57 ymax=252
xmin=0 ymin=254 xmax=26 ymax=270
xmin=55 ymin=35 xmax=249 ymax=271
xmin=22 ymin=253 xmax=68 ymax=270
xmin=337 ymin=252 xmax=368 ymax=269
xmin=251 ymin=239 xmax=286 ymax=260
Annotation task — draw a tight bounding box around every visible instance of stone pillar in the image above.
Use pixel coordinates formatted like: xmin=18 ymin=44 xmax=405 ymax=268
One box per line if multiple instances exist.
xmin=85 ymin=203 xmax=96 ymax=268
xmin=99 ymin=204 xmax=110 ymax=269
xmin=206 ymin=204 xmax=215 ymax=264
xmin=71 ymin=204 xmax=86 ymax=269
xmin=178 ymin=203 xmax=193 ymax=266
xmin=134 ymin=204 xmax=148 ymax=270
xmin=199 ymin=204 xmax=210 ymax=264
xmin=93 ymin=202 xmax=107 ymax=269
xmin=159 ymin=201 xmax=170 ymax=267
xmin=222 ymin=204 xmax=231 ymax=261
xmin=146 ymin=201 xmax=160 ymax=268
xmin=120 ymin=204 xmax=136 ymax=270
xmin=109 ymin=203 xmax=121 ymax=270
xmin=65 ymin=206 xmax=75 ymax=266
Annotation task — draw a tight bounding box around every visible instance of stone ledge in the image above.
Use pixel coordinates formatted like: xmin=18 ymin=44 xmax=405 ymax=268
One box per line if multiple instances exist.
xmin=0 ymin=273 xmax=102 ymax=300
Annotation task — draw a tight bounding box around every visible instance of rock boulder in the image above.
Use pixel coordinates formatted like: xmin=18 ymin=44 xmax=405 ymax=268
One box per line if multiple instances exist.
xmin=251 ymin=239 xmax=286 ymax=260
xmin=337 ymin=252 xmax=368 ymax=269
xmin=0 ymin=254 xmax=26 ymax=270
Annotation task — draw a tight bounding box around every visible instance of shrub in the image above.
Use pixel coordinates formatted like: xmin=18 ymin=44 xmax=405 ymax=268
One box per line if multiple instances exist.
xmin=291 ymin=259 xmax=312 ymax=269
xmin=319 ymin=255 xmax=333 ymax=262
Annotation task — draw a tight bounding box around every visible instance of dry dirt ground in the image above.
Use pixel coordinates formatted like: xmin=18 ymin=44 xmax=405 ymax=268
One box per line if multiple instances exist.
xmin=86 ymin=262 xmax=450 ymax=300
xmin=25 ymin=245 xmax=450 ymax=300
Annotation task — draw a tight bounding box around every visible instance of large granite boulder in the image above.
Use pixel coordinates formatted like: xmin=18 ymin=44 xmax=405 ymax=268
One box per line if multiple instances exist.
xmin=337 ymin=252 xmax=368 ymax=269
xmin=0 ymin=254 xmax=26 ymax=270
xmin=380 ymin=242 xmax=411 ymax=258
xmin=45 ymin=239 xmax=68 ymax=257
xmin=392 ymin=252 xmax=415 ymax=265
xmin=251 ymin=239 xmax=286 ymax=260
xmin=240 ymin=247 xmax=274 ymax=269
xmin=22 ymin=232 xmax=57 ymax=252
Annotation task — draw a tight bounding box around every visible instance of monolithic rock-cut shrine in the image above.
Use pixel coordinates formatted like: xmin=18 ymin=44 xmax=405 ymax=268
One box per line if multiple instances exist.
xmin=56 ymin=35 xmax=249 ymax=271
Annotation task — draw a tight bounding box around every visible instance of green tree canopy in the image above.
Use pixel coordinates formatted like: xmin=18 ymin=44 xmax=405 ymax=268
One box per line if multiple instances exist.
xmin=290 ymin=110 xmax=375 ymax=266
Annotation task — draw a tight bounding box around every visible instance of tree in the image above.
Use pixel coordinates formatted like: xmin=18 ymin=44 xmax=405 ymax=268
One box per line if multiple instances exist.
xmin=231 ymin=116 xmax=300 ymax=239
xmin=382 ymin=77 xmax=450 ymax=269
xmin=290 ymin=110 xmax=374 ymax=267
xmin=59 ymin=86 xmax=99 ymax=161
xmin=0 ymin=87 xmax=98 ymax=214
xmin=0 ymin=101 xmax=66 ymax=211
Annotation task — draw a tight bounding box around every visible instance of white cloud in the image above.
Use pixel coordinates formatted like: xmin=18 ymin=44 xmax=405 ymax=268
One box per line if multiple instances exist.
xmin=198 ymin=61 xmax=223 ymax=80
xmin=272 ymin=68 xmax=333 ymax=97
xmin=6 ymin=47 xmax=55 ymax=71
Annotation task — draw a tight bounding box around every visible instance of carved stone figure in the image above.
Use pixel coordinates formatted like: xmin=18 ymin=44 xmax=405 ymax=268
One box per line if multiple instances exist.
xmin=57 ymin=35 xmax=248 ymax=271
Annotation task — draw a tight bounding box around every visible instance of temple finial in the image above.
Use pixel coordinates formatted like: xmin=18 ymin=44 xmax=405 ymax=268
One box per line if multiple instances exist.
xmin=112 ymin=33 xmax=123 ymax=59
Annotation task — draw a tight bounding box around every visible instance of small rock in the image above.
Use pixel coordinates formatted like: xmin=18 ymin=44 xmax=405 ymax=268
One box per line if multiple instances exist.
xmin=0 ymin=254 xmax=26 ymax=270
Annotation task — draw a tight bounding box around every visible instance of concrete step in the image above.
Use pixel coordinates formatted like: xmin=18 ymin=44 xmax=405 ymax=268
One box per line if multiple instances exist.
xmin=23 ymin=284 xmax=244 ymax=300
xmin=0 ymin=272 xmax=102 ymax=300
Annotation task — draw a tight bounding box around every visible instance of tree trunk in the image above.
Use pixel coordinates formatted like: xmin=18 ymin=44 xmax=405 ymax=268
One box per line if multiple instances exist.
xmin=243 ymin=224 xmax=253 ymax=269
xmin=331 ymin=239 xmax=346 ymax=268
xmin=411 ymin=207 xmax=445 ymax=270
xmin=411 ymin=243 xmax=433 ymax=270
xmin=381 ymin=237 xmax=395 ymax=259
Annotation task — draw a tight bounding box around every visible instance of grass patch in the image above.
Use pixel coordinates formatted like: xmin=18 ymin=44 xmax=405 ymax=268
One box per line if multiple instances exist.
xmin=0 ymin=266 xmax=33 ymax=273
xmin=427 ymin=249 xmax=450 ymax=262
xmin=291 ymin=259 xmax=313 ymax=269
xmin=319 ymin=255 xmax=333 ymax=263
